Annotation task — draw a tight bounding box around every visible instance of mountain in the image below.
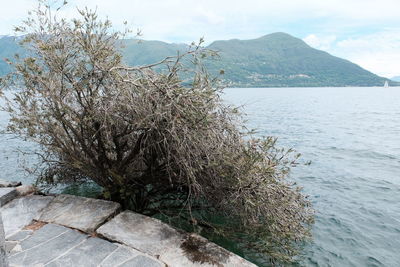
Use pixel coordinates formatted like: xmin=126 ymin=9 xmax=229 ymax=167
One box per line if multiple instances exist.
xmin=204 ymin=33 xmax=392 ymax=87
xmin=0 ymin=33 xmax=396 ymax=87
xmin=0 ymin=36 xmax=26 ymax=76
xmin=122 ymin=39 xmax=188 ymax=66
xmin=391 ymin=76 xmax=400 ymax=82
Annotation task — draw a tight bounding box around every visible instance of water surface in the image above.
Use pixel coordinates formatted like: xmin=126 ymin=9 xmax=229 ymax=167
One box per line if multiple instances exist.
xmin=1 ymin=87 xmax=400 ymax=266
xmin=222 ymin=87 xmax=400 ymax=266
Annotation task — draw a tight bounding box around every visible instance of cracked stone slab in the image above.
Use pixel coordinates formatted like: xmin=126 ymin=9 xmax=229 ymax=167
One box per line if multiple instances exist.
xmin=45 ymin=237 xmax=118 ymax=267
xmin=0 ymin=187 xmax=18 ymax=207
xmin=97 ymin=211 xmax=256 ymax=267
xmin=6 ymin=230 xmax=33 ymax=242
xmin=97 ymin=210 xmax=185 ymax=257
xmin=99 ymin=245 xmax=141 ymax=267
xmin=37 ymin=194 xmax=121 ymax=233
xmin=9 ymin=224 xmax=88 ymax=266
xmin=7 ymin=224 xmax=163 ymax=267
xmin=0 ymin=215 xmax=8 ymax=267
xmin=0 ymin=195 xmax=54 ymax=237
xmin=160 ymin=234 xmax=257 ymax=267
xmin=5 ymin=240 xmax=18 ymax=253
xmin=17 ymin=224 xmax=67 ymax=251
xmin=118 ymin=255 xmax=164 ymax=267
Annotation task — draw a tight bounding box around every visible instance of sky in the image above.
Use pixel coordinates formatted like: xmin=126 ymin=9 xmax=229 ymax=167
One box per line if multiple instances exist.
xmin=1 ymin=0 xmax=400 ymax=78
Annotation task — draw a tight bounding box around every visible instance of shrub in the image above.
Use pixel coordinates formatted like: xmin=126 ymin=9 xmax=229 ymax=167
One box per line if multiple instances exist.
xmin=0 ymin=1 xmax=313 ymax=263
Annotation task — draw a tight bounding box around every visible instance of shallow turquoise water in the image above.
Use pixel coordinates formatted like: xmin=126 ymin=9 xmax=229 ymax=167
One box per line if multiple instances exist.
xmin=222 ymin=87 xmax=400 ymax=266
xmin=1 ymin=87 xmax=400 ymax=266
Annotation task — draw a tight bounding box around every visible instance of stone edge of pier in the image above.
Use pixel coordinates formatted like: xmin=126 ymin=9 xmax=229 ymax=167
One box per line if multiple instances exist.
xmin=0 ymin=181 xmax=256 ymax=267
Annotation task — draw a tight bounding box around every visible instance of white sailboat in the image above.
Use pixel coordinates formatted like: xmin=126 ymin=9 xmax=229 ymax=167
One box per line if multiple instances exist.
xmin=384 ymin=81 xmax=389 ymax=87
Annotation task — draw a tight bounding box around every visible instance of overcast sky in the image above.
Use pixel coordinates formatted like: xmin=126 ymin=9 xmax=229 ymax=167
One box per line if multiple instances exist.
xmin=1 ymin=0 xmax=400 ymax=77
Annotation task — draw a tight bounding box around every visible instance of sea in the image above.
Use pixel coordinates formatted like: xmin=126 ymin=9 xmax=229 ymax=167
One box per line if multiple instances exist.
xmin=1 ymin=87 xmax=400 ymax=266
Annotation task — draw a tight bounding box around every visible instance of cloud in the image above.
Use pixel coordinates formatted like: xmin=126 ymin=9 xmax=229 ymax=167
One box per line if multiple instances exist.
xmin=0 ymin=0 xmax=36 ymax=34
xmin=3 ymin=0 xmax=399 ymax=41
xmin=334 ymin=30 xmax=400 ymax=77
xmin=303 ymin=34 xmax=337 ymax=50
xmin=304 ymin=30 xmax=400 ymax=78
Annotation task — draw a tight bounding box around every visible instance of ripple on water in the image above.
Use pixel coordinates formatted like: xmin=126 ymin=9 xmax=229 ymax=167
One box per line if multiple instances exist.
xmin=223 ymin=87 xmax=400 ymax=266
xmin=2 ymin=87 xmax=400 ymax=266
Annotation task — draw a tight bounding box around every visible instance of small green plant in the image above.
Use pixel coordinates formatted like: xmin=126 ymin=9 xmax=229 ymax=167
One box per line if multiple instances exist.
xmin=0 ymin=1 xmax=313 ymax=263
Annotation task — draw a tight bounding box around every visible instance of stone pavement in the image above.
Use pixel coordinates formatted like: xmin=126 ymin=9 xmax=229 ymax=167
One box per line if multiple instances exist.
xmin=0 ymin=183 xmax=256 ymax=267
xmin=7 ymin=224 xmax=163 ymax=267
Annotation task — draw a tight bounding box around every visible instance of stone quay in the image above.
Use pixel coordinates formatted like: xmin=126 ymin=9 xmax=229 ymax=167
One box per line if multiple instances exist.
xmin=0 ymin=180 xmax=256 ymax=267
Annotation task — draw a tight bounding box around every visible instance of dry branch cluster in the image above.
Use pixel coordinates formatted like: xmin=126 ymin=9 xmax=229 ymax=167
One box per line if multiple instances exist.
xmin=0 ymin=1 xmax=313 ymax=263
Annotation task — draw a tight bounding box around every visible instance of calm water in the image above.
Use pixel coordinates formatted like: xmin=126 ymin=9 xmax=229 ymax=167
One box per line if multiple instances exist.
xmin=1 ymin=87 xmax=400 ymax=266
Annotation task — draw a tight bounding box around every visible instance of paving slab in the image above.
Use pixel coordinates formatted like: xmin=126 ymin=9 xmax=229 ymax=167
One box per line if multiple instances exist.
xmin=97 ymin=211 xmax=256 ymax=267
xmin=37 ymin=194 xmax=121 ymax=232
xmin=0 ymin=195 xmax=54 ymax=237
xmin=7 ymin=223 xmax=164 ymax=267
xmin=6 ymin=231 xmax=33 ymax=242
xmin=17 ymin=224 xmax=68 ymax=251
xmin=97 ymin=210 xmax=184 ymax=256
xmin=0 ymin=188 xmax=18 ymax=207
xmin=5 ymin=240 xmax=17 ymax=253
xmin=8 ymin=224 xmax=87 ymax=266
xmin=160 ymin=234 xmax=257 ymax=267
xmin=118 ymin=255 xmax=164 ymax=267
xmin=45 ymin=237 xmax=118 ymax=267
xmin=99 ymin=245 xmax=141 ymax=267
xmin=0 ymin=215 xmax=8 ymax=267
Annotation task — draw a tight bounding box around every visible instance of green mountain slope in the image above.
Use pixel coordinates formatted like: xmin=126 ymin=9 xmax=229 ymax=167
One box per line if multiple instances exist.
xmin=0 ymin=33 xmax=396 ymax=87
xmin=205 ymin=32 xmax=391 ymax=87
xmin=0 ymin=36 xmax=26 ymax=76
xmin=122 ymin=39 xmax=187 ymax=66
